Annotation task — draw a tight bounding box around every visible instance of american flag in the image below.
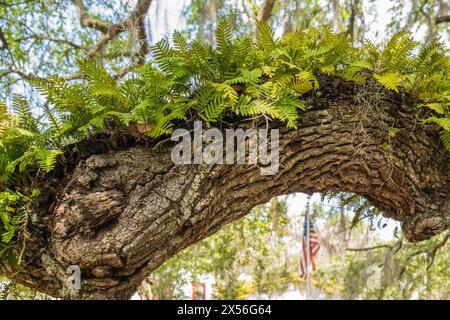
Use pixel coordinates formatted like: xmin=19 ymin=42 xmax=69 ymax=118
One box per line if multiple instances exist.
xmin=300 ymin=218 xmax=320 ymax=278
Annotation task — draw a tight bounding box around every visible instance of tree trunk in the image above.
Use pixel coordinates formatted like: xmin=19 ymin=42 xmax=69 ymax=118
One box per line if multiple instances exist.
xmin=2 ymin=79 xmax=449 ymax=299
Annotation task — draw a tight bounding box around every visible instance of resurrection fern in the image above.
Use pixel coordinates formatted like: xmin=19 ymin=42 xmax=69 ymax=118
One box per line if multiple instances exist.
xmin=0 ymin=21 xmax=448 ymax=176
xmin=0 ymin=21 xmax=449 ymax=249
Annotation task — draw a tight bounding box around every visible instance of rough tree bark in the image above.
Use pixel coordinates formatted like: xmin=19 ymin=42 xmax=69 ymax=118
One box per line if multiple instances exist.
xmin=1 ymin=78 xmax=449 ymax=299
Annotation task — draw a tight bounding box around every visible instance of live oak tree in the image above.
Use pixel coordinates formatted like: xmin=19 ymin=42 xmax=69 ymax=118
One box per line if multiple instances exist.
xmin=0 ymin=0 xmax=449 ymax=299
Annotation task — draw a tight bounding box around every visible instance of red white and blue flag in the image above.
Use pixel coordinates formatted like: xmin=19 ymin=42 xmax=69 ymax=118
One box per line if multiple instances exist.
xmin=300 ymin=218 xmax=320 ymax=278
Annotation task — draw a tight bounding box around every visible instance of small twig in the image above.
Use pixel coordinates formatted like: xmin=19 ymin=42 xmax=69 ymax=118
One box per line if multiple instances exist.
xmin=346 ymin=244 xmax=392 ymax=251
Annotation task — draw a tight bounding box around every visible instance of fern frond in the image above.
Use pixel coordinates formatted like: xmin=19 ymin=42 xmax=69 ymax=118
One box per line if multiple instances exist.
xmin=201 ymin=96 xmax=226 ymax=126
xmin=151 ymin=38 xmax=175 ymax=73
xmin=420 ymin=103 xmax=447 ymax=115
xmin=106 ymin=111 xmax=135 ymax=126
xmin=423 ymin=116 xmax=450 ymax=131
xmin=275 ymin=94 xmax=301 ymax=128
xmin=232 ymin=36 xmax=254 ymax=63
xmin=147 ymin=116 xmax=174 ymax=138
xmin=79 ymin=59 xmax=114 ymax=86
xmin=413 ymin=40 xmax=445 ymax=71
xmin=12 ymin=95 xmax=36 ymax=131
xmin=35 ymin=148 xmax=62 ymax=172
xmin=239 ymin=99 xmax=280 ymax=119
xmin=380 ymin=30 xmax=417 ymax=72
xmin=213 ymin=82 xmax=238 ymax=105
xmin=79 ymin=60 xmax=125 ymax=104
xmin=256 ymin=21 xmax=275 ymax=52
xmin=225 ymin=68 xmax=262 ymax=85
xmin=423 ymin=117 xmax=450 ymax=131
xmin=441 ymin=130 xmax=450 ymax=153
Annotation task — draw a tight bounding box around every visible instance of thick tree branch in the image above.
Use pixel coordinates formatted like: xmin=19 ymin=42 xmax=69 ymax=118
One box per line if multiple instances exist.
xmin=125 ymin=0 xmax=151 ymax=63
xmin=127 ymin=0 xmax=152 ymax=24
xmin=135 ymin=14 xmax=150 ymax=62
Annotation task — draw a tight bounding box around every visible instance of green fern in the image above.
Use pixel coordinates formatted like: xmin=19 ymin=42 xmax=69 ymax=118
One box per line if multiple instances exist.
xmin=423 ymin=117 xmax=450 ymax=131
xmin=12 ymin=96 xmax=37 ymax=132
xmin=35 ymin=149 xmax=63 ymax=173
xmin=173 ymin=31 xmax=190 ymax=54
xmin=151 ymin=38 xmax=175 ymax=73
xmin=212 ymin=82 xmax=238 ymax=106
xmin=256 ymin=21 xmax=275 ymax=53
xmin=1 ymin=23 xmax=450 ymax=196
xmin=380 ymin=30 xmax=417 ymax=73
xmin=420 ymin=103 xmax=447 ymax=115
xmin=374 ymin=73 xmax=401 ymax=92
